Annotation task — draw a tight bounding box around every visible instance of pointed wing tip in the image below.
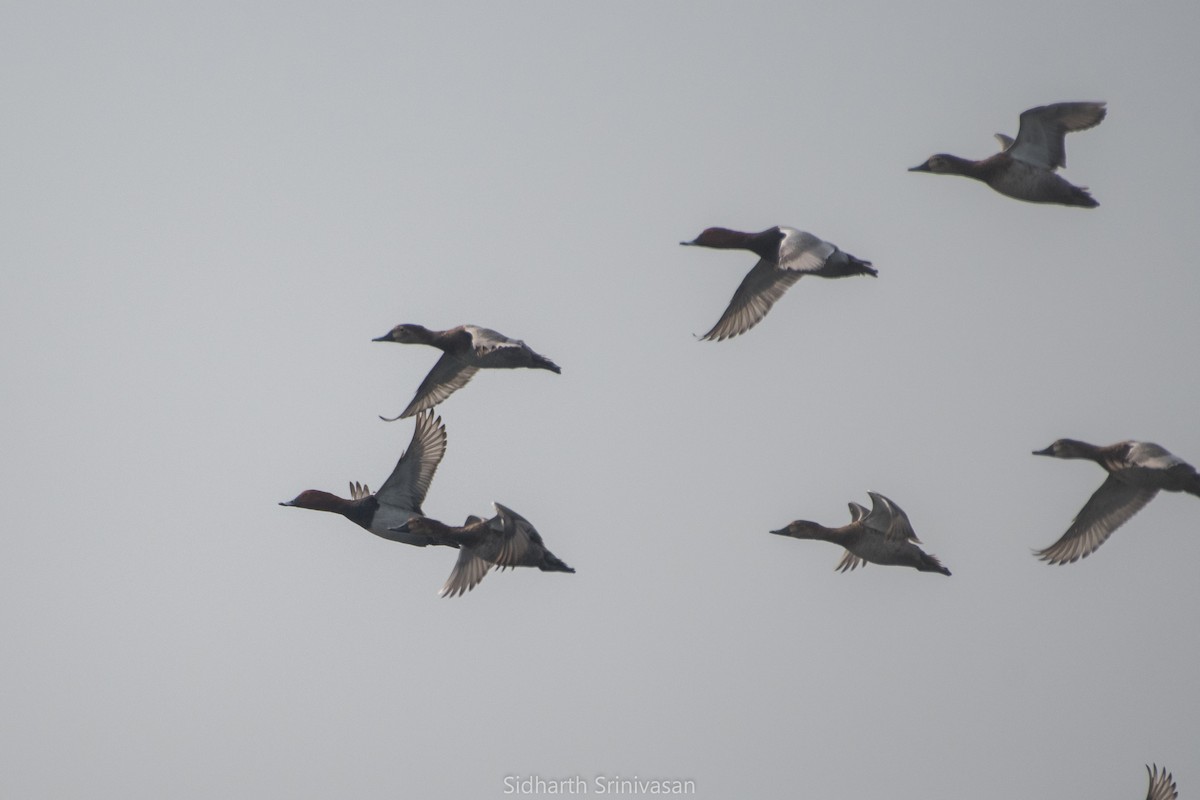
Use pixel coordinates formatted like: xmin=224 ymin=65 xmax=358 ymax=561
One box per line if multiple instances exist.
xmin=379 ymin=411 xmax=410 ymax=422
xmin=1033 ymin=545 xmax=1084 ymax=566
xmin=698 ymin=324 xmax=748 ymax=342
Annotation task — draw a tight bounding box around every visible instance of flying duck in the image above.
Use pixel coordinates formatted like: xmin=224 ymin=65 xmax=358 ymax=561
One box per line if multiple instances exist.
xmin=680 ymin=226 xmax=876 ymax=341
xmin=279 ymin=410 xmax=451 ymax=548
xmin=373 ymin=324 xmax=560 ymax=420
xmin=771 ymin=491 xmax=950 ymax=575
xmin=910 ymin=101 xmax=1106 ymax=207
xmin=396 ymin=503 xmax=574 ymax=597
xmin=1032 ymin=438 xmax=1200 ymax=564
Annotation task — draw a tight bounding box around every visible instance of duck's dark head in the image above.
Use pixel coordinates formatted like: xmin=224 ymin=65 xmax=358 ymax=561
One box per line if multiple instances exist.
xmin=681 ymin=226 xmax=783 ymax=260
xmin=1032 ymin=438 xmax=1091 ymax=459
xmin=770 ymin=520 xmax=825 ymax=540
xmin=681 ymin=226 xmax=772 ymax=245
xmin=372 ymin=324 xmax=428 ymax=344
xmin=280 ymin=489 xmax=345 ymax=512
xmin=909 ymin=154 xmax=962 ymax=174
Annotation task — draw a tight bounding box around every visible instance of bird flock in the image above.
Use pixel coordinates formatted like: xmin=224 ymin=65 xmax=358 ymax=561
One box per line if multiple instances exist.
xmin=280 ymin=326 xmax=570 ymax=598
xmin=280 ymin=101 xmax=1190 ymax=794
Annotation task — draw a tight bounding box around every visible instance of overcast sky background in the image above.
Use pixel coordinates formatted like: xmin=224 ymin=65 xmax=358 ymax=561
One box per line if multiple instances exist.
xmin=3 ymin=1 xmax=1199 ymax=798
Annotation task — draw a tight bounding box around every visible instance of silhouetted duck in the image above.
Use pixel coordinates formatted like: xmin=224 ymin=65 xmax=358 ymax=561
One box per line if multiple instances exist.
xmin=1144 ymin=765 xmax=1178 ymax=800
xmin=771 ymin=491 xmax=950 ymax=575
xmin=373 ymin=324 xmax=561 ymax=420
xmin=910 ymin=101 xmax=1106 ymax=207
xmin=396 ymin=503 xmax=574 ymax=597
xmin=279 ymin=410 xmax=452 ymax=548
xmin=680 ymin=226 xmax=876 ymax=341
xmin=1032 ymin=439 xmax=1200 ymax=564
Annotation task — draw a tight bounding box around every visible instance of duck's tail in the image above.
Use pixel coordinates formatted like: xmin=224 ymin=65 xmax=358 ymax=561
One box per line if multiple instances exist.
xmin=532 ymin=352 xmax=562 ymax=374
xmin=1067 ymin=185 xmax=1099 ymax=208
xmin=845 ymin=254 xmax=878 ymax=278
xmin=917 ymin=552 xmax=951 ymax=576
xmin=539 ymin=550 xmax=575 ymax=573
xmin=820 ymin=251 xmax=877 ymax=279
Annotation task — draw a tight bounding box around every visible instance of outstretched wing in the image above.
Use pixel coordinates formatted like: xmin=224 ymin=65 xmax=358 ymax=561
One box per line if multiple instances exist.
xmin=864 ymin=491 xmax=921 ymax=543
xmin=374 ymin=410 xmax=448 ymax=513
xmin=386 ymin=352 xmax=480 ymax=420
xmin=834 ymin=550 xmax=866 ymax=573
xmin=1035 ymin=475 xmax=1157 ymax=564
xmin=701 ymin=259 xmax=803 ymax=341
xmin=1010 ymin=101 xmax=1106 ymax=170
xmin=1145 ymin=765 xmax=1178 ymax=800
xmin=440 ymin=549 xmax=492 ymax=598
xmin=487 ymin=503 xmax=544 ymax=568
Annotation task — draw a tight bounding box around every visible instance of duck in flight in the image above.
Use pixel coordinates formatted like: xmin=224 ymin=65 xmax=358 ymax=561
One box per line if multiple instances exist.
xmin=1032 ymin=438 xmax=1200 ymax=564
xmin=770 ymin=491 xmax=950 ymax=575
xmin=680 ymin=226 xmax=876 ymax=341
xmin=909 ymin=101 xmax=1106 ymax=207
xmin=373 ymin=324 xmax=560 ymax=420
xmin=396 ymin=503 xmax=575 ymax=597
xmin=280 ymin=410 xmax=451 ymax=548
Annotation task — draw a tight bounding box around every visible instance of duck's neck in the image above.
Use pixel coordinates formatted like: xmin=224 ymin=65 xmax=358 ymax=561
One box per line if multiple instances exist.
xmin=691 ymin=227 xmax=782 ymax=261
xmin=286 ymin=490 xmax=375 ymax=529
xmin=1056 ymin=439 xmax=1108 ymax=461
xmin=949 ymin=153 xmax=996 ymax=180
xmin=407 ymin=515 xmax=457 ymax=537
xmin=406 ymin=325 xmax=441 ymax=345
xmin=781 ymin=520 xmax=844 ymax=542
xmin=408 ymin=515 xmax=486 ymax=547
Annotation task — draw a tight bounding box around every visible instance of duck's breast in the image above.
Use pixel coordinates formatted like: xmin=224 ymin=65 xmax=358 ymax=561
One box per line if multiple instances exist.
xmin=369 ymin=505 xmax=425 ymax=544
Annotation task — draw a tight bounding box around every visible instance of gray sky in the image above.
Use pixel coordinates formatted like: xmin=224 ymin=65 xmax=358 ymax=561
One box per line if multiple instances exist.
xmin=3 ymin=1 xmax=1198 ymax=797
